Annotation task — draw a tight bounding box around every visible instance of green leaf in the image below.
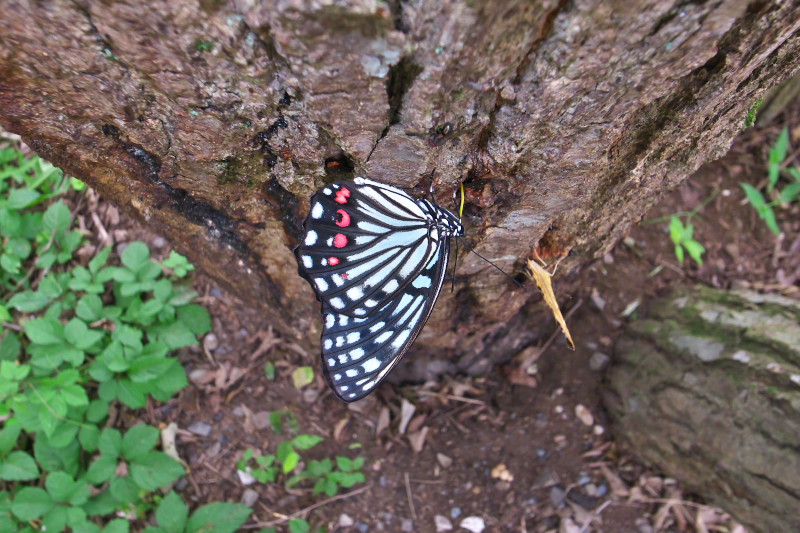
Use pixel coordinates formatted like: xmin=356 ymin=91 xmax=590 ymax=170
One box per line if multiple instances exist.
xmin=741 ymin=183 xmax=767 ymax=211
xmin=668 ymin=216 xmax=684 ymax=245
xmin=292 ymin=366 xmax=314 ymax=389
xmin=121 ymin=242 xmax=151 ymax=273
xmin=762 ymin=205 xmax=781 ymax=235
xmin=23 ymin=316 xmax=64 ymax=344
xmin=121 ymin=425 xmax=159 ymax=462
xmin=186 ymin=502 xmax=251 ymax=533
xmin=84 ymin=455 xmax=118 ymax=485
xmin=88 ymin=246 xmax=112 ymax=273
xmin=33 ymin=436 xmax=81 ymax=477
xmin=288 ymin=519 xmax=311 ymax=533
xmin=0 ymin=451 xmax=40 ymax=481
xmin=282 ymin=451 xmax=300 ymax=474
xmin=65 ymin=318 xmax=104 ymax=350
xmin=674 ymin=244 xmax=684 ymax=264
xmin=130 ymin=451 xmax=184 ymax=490
xmin=683 ymin=240 xmax=705 ymax=266
xmin=76 ymin=294 xmax=104 ymax=321
xmin=98 ymin=428 xmax=123 ymax=458
xmin=11 ymin=487 xmax=53 ymax=520
xmin=155 ymin=491 xmax=189 ymax=533
xmin=108 ymin=476 xmax=139 ymax=505
xmin=103 ymin=519 xmax=131 ymax=533
xmin=177 ymin=304 xmax=211 ymax=336
xmin=0 ymin=333 xmax=21 ymax=361
xmin=46 ymin=471 xmax=88 ymax=504
xmin=263 ymin=361 xmax=276 ymax=380
xmin=292 ymin=434 xmax=323 ymax=451
xmin=79 ymin=425 xmax=100 ymax=452
xmin=335 ymin=456 xmax=353 ymax=472
xmin=42 ymin=201 xmax=71 ymax=235
xmin=768 ymin=127 xmax=790 ymax=188
xmin=0 ymin=420 xmax=22 ymax=454
xmin=779 ymin=182 xmax=800 ymax=204
xmin=7 ymin=189 xmax=40 ymax=209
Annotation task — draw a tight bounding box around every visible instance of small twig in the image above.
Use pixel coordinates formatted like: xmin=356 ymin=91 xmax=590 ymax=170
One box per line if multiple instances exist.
xmin=404 ymin=472 xmax=417 ymax=521
xmin=416 ymin=391 xmax=485 ymax=405
xmin=242 ymin=485 xmax=370 ymax=529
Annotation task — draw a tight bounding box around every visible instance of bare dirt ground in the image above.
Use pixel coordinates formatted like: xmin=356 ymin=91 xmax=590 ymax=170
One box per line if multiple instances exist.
xmin=25 ymin=99 xmax=799 ymax=532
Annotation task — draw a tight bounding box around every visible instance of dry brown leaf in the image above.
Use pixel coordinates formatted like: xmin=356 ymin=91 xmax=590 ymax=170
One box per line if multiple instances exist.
xmin=375 ymin=407 xmax=391 ymax=437
xmin=333 ymin=416 xmax=350 ymax=441
xmin=526 ymin=258 xmax=575 ymax=350
xmin=408 ymin=426 xmax=429 ymax=453
xmin=599 ymin=463 xmax=630 ymax=498
xmin=398 ymin=398 xmax=416 ymax=435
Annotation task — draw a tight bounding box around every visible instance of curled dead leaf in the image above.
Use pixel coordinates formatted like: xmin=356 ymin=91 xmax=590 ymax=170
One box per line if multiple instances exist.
xmin=526 ymin=258 xmax=575 ymax=350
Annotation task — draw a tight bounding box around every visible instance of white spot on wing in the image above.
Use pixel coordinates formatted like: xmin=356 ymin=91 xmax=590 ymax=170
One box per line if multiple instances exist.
xmin=326 ymin=237 xmax=333 ymax=247
xmin=338 ymin=315 xmax=349 ymax=326
xmin=305 ymin=230 xmax=317 ymax=245
xmin=383 ymin=279 xmax=399 ymax=293
xmin=362 ymin=380 xmax=376 ymax=391
xmin=350 ymin=347 xmax=365 ymax=360
xmin=362 ymin=357 xmax=380 ymax=373
xmin=336 ymin=336 xmax=345 ymax=347
xmin=302 ymin=255 xmax=313 ymax=268
xmin=369 ymin=322 xmax=385 ymax=332
xmin=311 ymin=203 xmax=324 ymax=219
xmin=332 ymin=274 xmax=345 ymax=287
xmin=323 ymin=188 xmax=332 ymax=195
xmin=315 ymin=278 xmax=329 ymax=292
xmin=346 ymin=332 xmax=360 ymax=343
xmin=412 ymin=275 xmax=431 ymax=288
xmin=375 ymin=331 xmax=392 ymax=344
xmin=347 ymin=286 xmax=364 ymax=300
xmin=330 ymin=297 xmax=345 ymax=309
xmin=324 ymin=339 xmax=332 ymax=350
xmin=392 ymin=328 xmax=411 ymax=348
xmin=325 ymin=314 xmax=335 ymax=328
xmin=327 ymin=358 xmax=335 ymax=366
xmin=346 ymin=369 xmax=358 ymax=378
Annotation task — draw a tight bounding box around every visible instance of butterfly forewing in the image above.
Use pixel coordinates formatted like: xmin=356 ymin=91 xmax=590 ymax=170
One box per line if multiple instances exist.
xmin=295 ymin=177 xmax=462 ymax=402
xmin=295 ymin=179 xmax=439 ymax=317
xmin=319 ymin=242 xmax=449 ymax=401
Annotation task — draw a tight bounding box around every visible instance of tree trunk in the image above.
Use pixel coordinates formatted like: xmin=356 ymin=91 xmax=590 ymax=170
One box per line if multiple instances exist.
xmin=1 ymin=1 xmax=798 ymax=375
xmin=604 ymin=286 xmax=800 ymax=533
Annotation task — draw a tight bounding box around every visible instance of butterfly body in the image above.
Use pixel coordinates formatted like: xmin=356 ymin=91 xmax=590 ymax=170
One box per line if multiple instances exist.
xmin=294 ymin=177 xmax=462 ymax=402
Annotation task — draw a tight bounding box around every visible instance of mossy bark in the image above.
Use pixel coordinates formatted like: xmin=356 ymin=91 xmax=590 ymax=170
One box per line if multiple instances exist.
xmin=1 ymin=1 xmax=799 ymax=375
xmin=605 ymin=286 xmax=800 ymax=533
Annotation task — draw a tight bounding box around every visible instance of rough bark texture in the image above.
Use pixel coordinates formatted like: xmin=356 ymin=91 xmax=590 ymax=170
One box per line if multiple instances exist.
xmin=604 ymin=286 xmax=800 ymax=533
xmin=1 ymin=1 xmax=799 ymax=374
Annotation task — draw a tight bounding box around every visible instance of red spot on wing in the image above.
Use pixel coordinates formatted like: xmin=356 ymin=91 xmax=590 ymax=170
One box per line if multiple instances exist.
xmin=334 ymin=187 xmax=351 ymax=204
xmin=333 ymin=233 xmax=348 ymax=248
xmin=341 ymin=273 xmax=348 ymax=280
xmin=336 ymin=209 xmax=351 ymax=227
xmin=328 ymin=257 xmax=340 ymax=266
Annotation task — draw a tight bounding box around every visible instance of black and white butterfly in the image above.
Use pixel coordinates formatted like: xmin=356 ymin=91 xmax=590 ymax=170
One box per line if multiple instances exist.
xmin=294 ymin=177 xmax=464 ymax=402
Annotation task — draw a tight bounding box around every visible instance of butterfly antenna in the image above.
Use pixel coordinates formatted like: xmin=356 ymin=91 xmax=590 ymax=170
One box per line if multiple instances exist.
xmin=458 ymin=240 xmax=524 ymax=288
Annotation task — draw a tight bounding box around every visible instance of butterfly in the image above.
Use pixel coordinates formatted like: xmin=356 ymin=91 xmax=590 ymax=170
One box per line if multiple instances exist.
xmin=294 ymin=177 xmax=464 ymax=402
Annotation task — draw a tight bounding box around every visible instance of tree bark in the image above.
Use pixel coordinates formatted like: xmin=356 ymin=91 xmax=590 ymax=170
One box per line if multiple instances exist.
xmin=604 ymin=286 xmax=800 ymax=533
xmin=1 ymin=1 xmax=798 ymax=374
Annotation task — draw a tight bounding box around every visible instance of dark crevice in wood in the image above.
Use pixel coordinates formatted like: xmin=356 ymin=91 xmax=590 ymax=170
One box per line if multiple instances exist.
xmin=101 ymin=124 xmax=252 ymax=255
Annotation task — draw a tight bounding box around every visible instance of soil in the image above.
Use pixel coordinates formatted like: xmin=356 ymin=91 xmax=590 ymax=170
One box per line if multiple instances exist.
xmin=17 ymin=101 xmax=800 ymax=532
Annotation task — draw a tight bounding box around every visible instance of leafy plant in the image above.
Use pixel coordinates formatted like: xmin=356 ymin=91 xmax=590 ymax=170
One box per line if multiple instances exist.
xmin=741 ymin=127 xmax=800 ymax=235
xmin=236 ymin=434 xmax=365 ymax=497
xmin=669 ymin=215 xmax=706 ymax=266
xmin=142 ymin=491 xmax=251 ymax=533
xmin=0 ymin=147 xmax=246 ymax=532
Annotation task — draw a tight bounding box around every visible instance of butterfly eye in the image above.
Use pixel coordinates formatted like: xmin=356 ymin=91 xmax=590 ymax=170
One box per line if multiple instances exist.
xmin=294 ymin=178 xmax=463 ymax=402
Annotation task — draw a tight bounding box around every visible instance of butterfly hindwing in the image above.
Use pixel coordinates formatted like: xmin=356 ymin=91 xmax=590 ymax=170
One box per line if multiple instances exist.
xmin=320 ymin=241 xmax=449 ymax=402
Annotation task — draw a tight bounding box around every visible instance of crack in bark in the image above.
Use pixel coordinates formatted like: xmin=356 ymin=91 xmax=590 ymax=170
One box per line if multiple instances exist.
xmin=70 ymin=0 xmax=131 ymax=72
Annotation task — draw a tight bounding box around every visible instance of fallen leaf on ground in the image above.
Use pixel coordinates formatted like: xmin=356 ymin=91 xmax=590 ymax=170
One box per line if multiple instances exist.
xmin=526 ymin=258 xmax=575 ymax=350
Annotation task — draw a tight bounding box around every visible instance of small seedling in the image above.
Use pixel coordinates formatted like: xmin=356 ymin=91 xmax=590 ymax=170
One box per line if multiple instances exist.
xmin=741 ymin=127 xmax=800 ymax=235
xmin=669 ymin=215 xmax=706 ymax=266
